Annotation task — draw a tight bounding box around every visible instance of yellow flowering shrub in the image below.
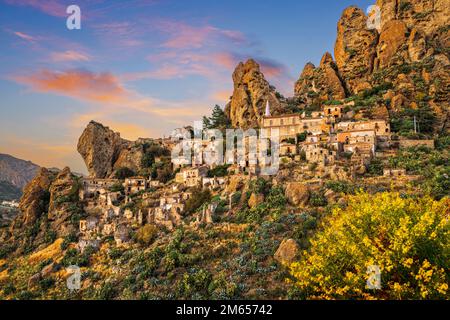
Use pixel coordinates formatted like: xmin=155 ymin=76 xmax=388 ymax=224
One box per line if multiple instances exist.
xmin=289 ymin=192 xmax=449 ymax=299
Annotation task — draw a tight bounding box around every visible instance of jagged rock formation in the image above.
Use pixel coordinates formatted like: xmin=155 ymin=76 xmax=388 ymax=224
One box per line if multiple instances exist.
xmin=47 ymin=167 xmax=80 ymax=237
xmin=3 ymin=166 xmax=81 ymax=254
xmin=292 ymin=0 xmax=449 ymax=133
xmin=77 ymin=121 xmax=128 ymax=178
xmin=77 ymin=121 xmax=148 ymax=178
xmin=18 ymin=168 xmax=53 ymax=226
xmin=0 ymin=153 xmax=39 ymax=190
xmin=376 ymin=0 xmax=450 ymax=37
xmin=294 ymin=52 xmax=346 ymax=105
xmin=374 ymin=20 xmax=409 ymax=70
xmin=225 ymin=59 xmax=286 ymax=129
xmin=334 ymin=6 xmax=379 ymax=93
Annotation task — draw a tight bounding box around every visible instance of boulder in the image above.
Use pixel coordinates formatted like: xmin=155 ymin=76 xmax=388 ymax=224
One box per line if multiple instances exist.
xmin=285 ymin=182 xmax=310 ymax=206
xmin=274 ymin=239 xmax=300 ymax=265
xmin=248 ymin=193 xmax=264 ymax=209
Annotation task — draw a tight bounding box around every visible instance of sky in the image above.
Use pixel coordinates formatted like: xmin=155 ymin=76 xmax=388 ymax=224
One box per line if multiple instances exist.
xmin=0 ymin=0 xmax=374 ymax=174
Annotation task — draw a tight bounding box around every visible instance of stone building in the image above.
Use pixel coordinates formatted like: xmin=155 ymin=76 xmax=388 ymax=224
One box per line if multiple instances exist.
xmin=79 ymin=178 xmax=119 ymax=200
xmin=124 ymin=177 xmax=148 ymax=195
xmin=175 ymin=166 xmax=208 ymax=187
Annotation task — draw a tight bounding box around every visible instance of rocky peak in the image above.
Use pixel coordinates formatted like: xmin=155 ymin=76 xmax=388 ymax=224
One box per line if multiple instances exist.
xmin=334 ymin=6 xmax=379 ymax=94
xmin=225 ymin=59 xmax=285 ymax=129
xmin=18 ymin=167 xmax=53 ymax=226
xmin=294 ymin=52 xmax=346 ymax=104
xmin=320 ymin=52 xmax=334 ymax=66
xmin=77 ymin=121 xmax=129 ymax=178
xmin=376 ymin=0 xmax=450 ymax=36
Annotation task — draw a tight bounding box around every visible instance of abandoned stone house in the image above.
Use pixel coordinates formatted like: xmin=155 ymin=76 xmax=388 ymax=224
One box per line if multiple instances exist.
xmin=303 ymin=143 xmax=337 ymax=166
xmin=114 ymin=224 xmax=131 ymax=245
xmin=202 ymin=176 xmax=226 ymax=189
xmin=124 ymin=177 xmax=148 ymax=195
xmin=262 ymin=113 xmax=327 ymax=141
xmin=323 ymin=105 xmax=344 ymax=119
xmin=337 ymin=120 xmax=390 ymax=136
xmin=79 ymin=178 xmax=119 ymax=200
xmin=175 ymin=166 xmax=208 ymax=187
xmin=79 ymin=216 xmax=100 ymax=234
xmin=280 ymin=142 xmax=297 ymax=156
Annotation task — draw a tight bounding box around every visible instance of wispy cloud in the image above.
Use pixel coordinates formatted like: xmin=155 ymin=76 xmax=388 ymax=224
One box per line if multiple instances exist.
xmin=5 ymin=0 xmax=67 ymax=17
xmin=50 ymin=50 xmax=91 ymax=62
xmin=13 ymin=69 xmax=128 ymax=103
xmin=13 ymin=31 xmax=37 ymax=42
xmin=156 ymin=20 xmax=247 ymax=49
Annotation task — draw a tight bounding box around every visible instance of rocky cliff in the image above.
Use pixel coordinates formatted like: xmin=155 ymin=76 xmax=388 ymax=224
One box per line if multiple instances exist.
xmin=2 ymin=166 xmax=81 ymax=254
xmin=294 ymin=52 xmax=347 ymax=106
xmin=293 ymin=0 xmax=449 ymax=133
xmin=225 ymin=59 xmax=286 ymax=129
xmin=77 ymin=121 xmax=148 ymax=178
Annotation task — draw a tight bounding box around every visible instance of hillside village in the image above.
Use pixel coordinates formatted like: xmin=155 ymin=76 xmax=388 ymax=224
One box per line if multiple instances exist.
xmin=0 ymin=0 xmax=448 ymax=300
xmin=73 ymin=98 xmax=435 ymax=251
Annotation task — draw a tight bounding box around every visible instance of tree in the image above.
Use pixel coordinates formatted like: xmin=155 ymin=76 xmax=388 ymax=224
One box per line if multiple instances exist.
xmin=114 ymin=167 xmax=135 ymax=179
xmin=203 ymin=105 xmax=230 ymax=130
xmin=185 ymin=188 xmax=211 ymax=214
xmin=135 ymin=224 xmax=158 ymax=245
xmin=289 ymin=192 xmax=449 ymax=299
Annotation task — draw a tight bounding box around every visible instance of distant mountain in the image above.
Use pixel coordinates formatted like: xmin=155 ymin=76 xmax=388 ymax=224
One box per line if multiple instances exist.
xmin=0 ymin=180 xmax=22 ymax=201
xmin=0 ymin=153 xmax=40 ymax=190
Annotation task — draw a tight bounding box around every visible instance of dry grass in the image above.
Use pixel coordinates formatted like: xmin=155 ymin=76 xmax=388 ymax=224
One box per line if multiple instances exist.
xmin=29 ymin=238 xmax=64 ymax=263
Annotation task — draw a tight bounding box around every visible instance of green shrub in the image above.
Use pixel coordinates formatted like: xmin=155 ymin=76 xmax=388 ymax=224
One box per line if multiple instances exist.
xmin=207 ymin=164 xmax=230 ymax=177
xmin=309 ymin=192 xmax=327 ymax=207
xmin=185 ymin=188 xmax=211 ymax=214
xmin=114 ymin=167 xmax=135 ymax=179
xmin=135 ymin=224 xmax=158 ymax=246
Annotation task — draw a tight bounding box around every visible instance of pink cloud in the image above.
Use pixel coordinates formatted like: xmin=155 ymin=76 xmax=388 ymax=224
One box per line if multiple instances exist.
xmin=156 ymin=20 xmax=247 ymax=49
xmin=5 ymin=0 xmax=67 ymax=17
xmin=14 ymin=69 xmax=128 ymax=103
xmin=50 ymin=50 xmax=91 ymax=62
xmin=13 ymin=31 xmax=36 ymax=42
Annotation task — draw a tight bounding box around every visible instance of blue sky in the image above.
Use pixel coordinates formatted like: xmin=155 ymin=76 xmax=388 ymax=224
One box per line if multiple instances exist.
xmin=0 ymin=0 xmax=374 ymax=173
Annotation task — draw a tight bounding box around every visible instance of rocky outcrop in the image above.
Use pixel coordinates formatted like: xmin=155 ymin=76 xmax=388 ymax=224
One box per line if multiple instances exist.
xmin=18 ymin=168 xmax=53 ymax=225
xmin=225 ymin=59 xmax=285 ymax=129
xmin=274 ymin=238 xmax=300 ymax=265
xmin=334 ymin=6 xmax=379 ymax=94
xmin=294 ymin=52 xmax=346 ymax=104
xmin=77 ymin=121 xmax=153 ymax=178
xmin=47 ymin=167 xmax=79 ymax=237
xmin=77 ymin=121 xmax=128 ymax=178
xmin=285 ymin=182 xmax=310 ymax=206
xmin=376 ymin=0 xmax=450 ymax=37
xmin=374 ymin=20 xmax=408 ymax=70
